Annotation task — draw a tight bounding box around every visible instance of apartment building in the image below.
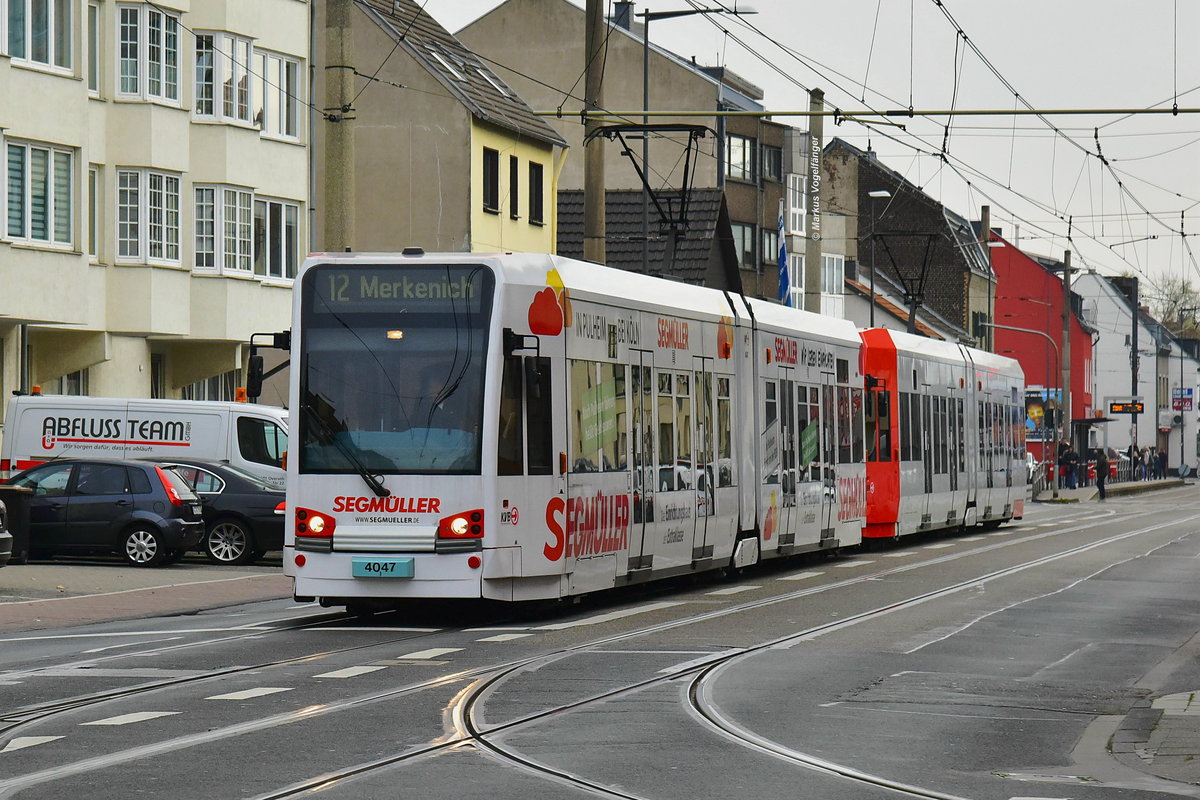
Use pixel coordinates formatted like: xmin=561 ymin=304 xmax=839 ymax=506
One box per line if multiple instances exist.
xmin=0 ymin=0 xmax=305 ymax=414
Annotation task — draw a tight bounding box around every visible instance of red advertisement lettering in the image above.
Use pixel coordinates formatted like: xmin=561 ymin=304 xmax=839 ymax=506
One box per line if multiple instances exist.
xmin=544 ymin=497 xmax=566 ymax=561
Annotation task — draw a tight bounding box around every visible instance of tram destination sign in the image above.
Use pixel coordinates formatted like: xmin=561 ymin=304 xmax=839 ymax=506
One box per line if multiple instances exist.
xmin=308 ymin=263 xmax=491 ymax=314
xmin=1108 ymin=400 xmax=1145 ymax=414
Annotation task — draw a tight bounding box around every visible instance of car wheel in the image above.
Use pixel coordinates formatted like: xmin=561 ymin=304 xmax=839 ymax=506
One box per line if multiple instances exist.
xmin=122 ymin=526 xmax=167 ymax=567
xmin=205 ymin=519 xmax=255 ymax=565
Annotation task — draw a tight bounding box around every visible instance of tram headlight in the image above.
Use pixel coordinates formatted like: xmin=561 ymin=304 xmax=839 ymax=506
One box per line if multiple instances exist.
xmin=309 ymin=516 xmax=326 ymax=533
xmin=449 ymin=517 xmax=469 ymax=536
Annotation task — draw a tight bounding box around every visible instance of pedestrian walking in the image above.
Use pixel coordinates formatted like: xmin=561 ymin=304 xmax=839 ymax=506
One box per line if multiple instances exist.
xmin=1095 ymin=448 xmax=1108 ymax=500
xmin=1140 ymin=446 xmax=1150 ymax=480
xmin=1157 ymin=449 xmax=1168 ymax=479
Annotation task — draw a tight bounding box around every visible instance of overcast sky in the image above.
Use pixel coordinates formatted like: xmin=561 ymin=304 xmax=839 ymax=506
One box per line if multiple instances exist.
xmin=427 ymin=0 xmax=1199 ymax=297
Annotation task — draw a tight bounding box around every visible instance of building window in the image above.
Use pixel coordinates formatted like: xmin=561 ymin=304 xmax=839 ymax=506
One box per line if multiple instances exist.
xmin=195 ymin=185 xmax=252 ymax=272
xmin=182 ymin=369 xmax=238 ymax=401
xmin=253 ymin=197 xmax=299 ymax=279
xmin=52 ymin=369 xmax=88 ymax=395
xmin=482 ymin=147 xmax=499 ymax=213
xmin=789 ymin=253 xmax=804 ymax=295
xmin=763 ymin=145 xmax=782 ymax=181
xmin=116 ymin=168 xmax=180 ymax=262
xmin=8 ymin=0 xmax=72 ymax=70
xmin=150 ymin=353 xmax=166 ymax=398
xmin=762 ymin=229 xmax=779 ymax=266
xmin=194 ymin=32 xmax=252 ymax=123
xmin=731 ymin=222 xmax=755 ymax=267
xmin=726 ymin=134 xmax=756 ymax=182
xmin=255 ymin=50 xmax=301 ymax=139
xmin=87 ymin=3 xmax=100 ymax=93
xmin=87 ymin=165 xmax=100 ymax=258
xmin=786 ymin=174 xmax=805 ymax=235
xmin=118 ymin=4 xmax=180 ymax=103
xmin=509 ymin=155 xmax=519 ymax=220
xmin=821 ymin=253 xmax=844 ymax=294
xmin=6 ymin=141 xmax=72 ymax=246
xmin=528 ymin=161 xmax=544 ymax=225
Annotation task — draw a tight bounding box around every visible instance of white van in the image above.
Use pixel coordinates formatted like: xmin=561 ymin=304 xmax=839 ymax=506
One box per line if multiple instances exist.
xmin=0 ymin=395 xmax=288 ymax=487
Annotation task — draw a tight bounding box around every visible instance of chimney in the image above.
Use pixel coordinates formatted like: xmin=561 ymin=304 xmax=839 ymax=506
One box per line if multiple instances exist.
xmin=613 ymin=1 xmax=633 ymax=29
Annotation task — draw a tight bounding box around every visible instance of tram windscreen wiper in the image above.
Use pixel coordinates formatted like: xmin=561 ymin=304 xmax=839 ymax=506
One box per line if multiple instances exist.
xmin=302 ymin=399 xmax=391 ymax=498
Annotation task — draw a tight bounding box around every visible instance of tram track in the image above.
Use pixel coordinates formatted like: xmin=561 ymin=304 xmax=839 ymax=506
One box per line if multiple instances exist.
xmin=236 ymin=508 xmax=1200 ymax=800
xmin=0 ymin=501 xmax=1187 ymax=799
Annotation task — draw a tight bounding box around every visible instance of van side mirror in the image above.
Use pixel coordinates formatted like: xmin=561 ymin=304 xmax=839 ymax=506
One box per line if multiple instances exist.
xmin=246 ymin=355 xmax=264 ymax=400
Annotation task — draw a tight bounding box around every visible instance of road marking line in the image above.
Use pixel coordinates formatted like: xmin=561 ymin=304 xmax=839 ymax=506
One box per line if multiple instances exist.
xmin=81 ymin=712 xmax=180 ymax=726
xmin=777 ymin=570 xmax=824 ymax=581
xmin=923 ymin=543 xmax=956 ymax=549
xmin=313 ymin=666 xmax=386 ymax=679
xmin=397 ymin=648 xmax=462 ymax=660
xmin=536 ymin=601 xmax=685 ymax=631
xmin=476 ymin=633 xmax=534 ymax=642
xmin=1 ymin=737 xmax=63 ymax=754
xmin=206 ymin=687 xmax=294 ymax=700
xmin=882 ymin=552 xmax=914 ymax=558
xmin=705 ymin=585 xmax=759 ymax=596
xmin=309 ymin=627 xmax=440 ymax=632
xmin=834 ymin=560 xmax=874 ymax=568
xmin=464 ymin=627 xmax=530 ymax=632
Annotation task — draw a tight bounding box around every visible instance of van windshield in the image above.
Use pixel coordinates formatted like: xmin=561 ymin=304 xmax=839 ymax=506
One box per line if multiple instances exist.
xmin=297 ymin=263 xmax=494 ymax=476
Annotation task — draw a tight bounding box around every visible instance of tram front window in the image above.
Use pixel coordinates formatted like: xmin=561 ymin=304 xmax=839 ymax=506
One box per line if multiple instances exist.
xmin=298 ymin=263 xmax=495 ymax=475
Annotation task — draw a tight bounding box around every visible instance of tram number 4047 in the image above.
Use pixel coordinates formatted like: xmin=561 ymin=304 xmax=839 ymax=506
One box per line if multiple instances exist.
xmin=351 ymin=558 xmax=415 ymax=578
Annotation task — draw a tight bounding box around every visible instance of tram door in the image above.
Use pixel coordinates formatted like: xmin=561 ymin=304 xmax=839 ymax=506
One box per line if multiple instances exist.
xmin=693 ymin=357 xmax=715 ymax=559
xmin=776 ymin=370 xmax=796 ymax=544
xmin=921 ymin=395 xmax=934 ymax=495
xmin=628 ymin=351 xmax=654 ymax=572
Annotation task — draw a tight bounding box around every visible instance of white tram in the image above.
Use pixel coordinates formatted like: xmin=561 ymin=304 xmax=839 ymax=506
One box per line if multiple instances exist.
xmin=284 ymin=251 xmax=1019 ymax=607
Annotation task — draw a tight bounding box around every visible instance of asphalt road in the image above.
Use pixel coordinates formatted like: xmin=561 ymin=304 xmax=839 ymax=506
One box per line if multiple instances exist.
xmin=2 ymin=491 xmax=1200 ymax=799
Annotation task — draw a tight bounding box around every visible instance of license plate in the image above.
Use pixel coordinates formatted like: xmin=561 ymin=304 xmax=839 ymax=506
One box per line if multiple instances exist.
xmin=352 ymin=557 xmax=414 ymax=578
xmin=191 ymin=505 xmax=202 ymax=515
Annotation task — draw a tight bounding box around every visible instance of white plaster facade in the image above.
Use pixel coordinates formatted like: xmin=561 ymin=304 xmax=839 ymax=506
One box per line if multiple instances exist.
xmin=0 ymin=0 xmax=305 ymax=431
xmin=1074 ymin=270 xmax=1200 ymax=471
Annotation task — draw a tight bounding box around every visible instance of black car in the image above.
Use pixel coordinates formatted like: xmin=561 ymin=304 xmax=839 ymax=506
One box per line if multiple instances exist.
xmin=5 ymin=459 xmax=203 ymax=567
xmin=150 ymin=459 xmax=285 ymax=565
xmin=0 ymin=499 xmax=11 ymax=568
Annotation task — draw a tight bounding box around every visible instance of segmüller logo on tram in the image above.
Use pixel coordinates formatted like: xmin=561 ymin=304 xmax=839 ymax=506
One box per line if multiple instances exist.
xmin=331 ymin=496 xmax=442 ymax=514
xmin=543 ymin=493 xmax=630 ymax=561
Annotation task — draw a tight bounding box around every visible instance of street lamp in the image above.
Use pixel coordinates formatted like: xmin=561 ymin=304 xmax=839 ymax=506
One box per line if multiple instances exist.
xmin=866 ymin=189 xmax=890 ymax=327
xmin=980 ymin=321 xmax=1060 ymax=499
xmin=637 ymin=5 xmax=756 ymax=274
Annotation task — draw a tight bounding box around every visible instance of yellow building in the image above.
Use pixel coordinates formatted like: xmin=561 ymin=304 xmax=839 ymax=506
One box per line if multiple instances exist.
xmin=311 ymin=0 xmax=567 ymax=255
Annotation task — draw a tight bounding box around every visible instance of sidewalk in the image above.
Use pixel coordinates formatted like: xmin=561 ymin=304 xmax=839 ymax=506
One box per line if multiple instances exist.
xmin=1033 ymin=477 xmax=1187 ymax=503
xmin=0 ymin=563 xmax=293 ymax=633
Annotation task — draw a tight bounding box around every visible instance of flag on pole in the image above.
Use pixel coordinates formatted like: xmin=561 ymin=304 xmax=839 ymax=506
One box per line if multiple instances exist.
xmin=777 ymin=206 xmax=789 ymax=305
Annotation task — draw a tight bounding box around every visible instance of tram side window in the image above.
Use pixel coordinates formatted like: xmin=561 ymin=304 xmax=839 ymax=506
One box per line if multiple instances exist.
xmin=898 ymin=392 xmax=910 ymax=461
xmin=658 ymin=371 xmax=675 ymax=489
xmin=798 ymin=386 xmax=820 ymax=478
xmin=604 ymin=363 xmax=628 ymax=472
xmin=910 ymin=393 xmax=924 ymax=463
xmin=837 ymin=387 xmax=852 ymax=463
xmin=851 ymin=388 xmax=864 ymax=463
xmin=526 ymin=357 xmax=553 ymax=475
xmin=955 ymin=398 xmax=964 ymax=473
xmin=498 ymin=356 xmax=525 ymax=475
xmin=867 ymin=389 xmax=891 ymax=462
xmin=763 ymin=379 xmax=778 ymax=485
xmin=822 ymin=385 xmax=836 ymax=468
xmin=675 ymin=373 xmax=693 ymax=488
xmin=717 ymin=376 xmax=734 ymax=486
xmin=569 ymin=360 xmax=598 ymax=472
xmin=780 ymin=380 xmax=795 ymax=494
